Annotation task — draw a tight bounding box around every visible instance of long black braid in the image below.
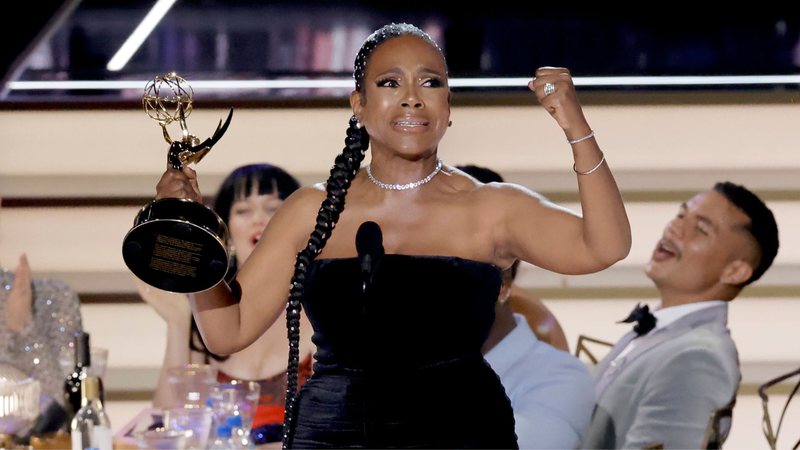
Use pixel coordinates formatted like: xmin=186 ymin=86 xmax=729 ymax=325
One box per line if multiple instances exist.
xmin=281 ymin=115 xmax=368 ymax=448
xmin=281 ymin=22 xmax=442 ymax=449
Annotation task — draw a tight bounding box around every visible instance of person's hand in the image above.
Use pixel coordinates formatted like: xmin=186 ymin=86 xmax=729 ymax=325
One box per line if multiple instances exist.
xmin=5 ymin=254 xmax=33 ymax=333
xmin=135 ymin=278 xmax=191 ymax=323
xmin=528 ymin=67 xmax=591 ymax=138
xmin=155 ymin=165 xmax=203 ymax=202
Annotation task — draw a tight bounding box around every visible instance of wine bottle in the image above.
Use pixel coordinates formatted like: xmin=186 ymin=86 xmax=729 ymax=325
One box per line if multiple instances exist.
xmin=70 ymin=375 xmax=112 ymax=450
xmin=64 ymin=331 xmax=91 ymax=422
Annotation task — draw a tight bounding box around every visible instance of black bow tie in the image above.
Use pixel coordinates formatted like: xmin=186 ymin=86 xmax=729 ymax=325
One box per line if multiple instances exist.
xmin=618 ymin=303 xmax=657 ymax=336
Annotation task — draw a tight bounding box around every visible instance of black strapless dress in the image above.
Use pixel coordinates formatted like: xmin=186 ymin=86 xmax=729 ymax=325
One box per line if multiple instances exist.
xmin=290 ymin=255 xmax=518 ymax=449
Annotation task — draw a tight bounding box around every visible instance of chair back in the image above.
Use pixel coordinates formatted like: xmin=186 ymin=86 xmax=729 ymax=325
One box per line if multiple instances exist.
xmin=758 ymin=366 xmax=800 ymax=450
xmin=574 ymin=334 xmax=614 ymax=365
xmin=701 ymin=396 xmax=736 ymax=449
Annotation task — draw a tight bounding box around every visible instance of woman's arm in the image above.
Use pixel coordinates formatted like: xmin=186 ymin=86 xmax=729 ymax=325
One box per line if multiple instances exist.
xmin=498 ymin=67 xmax=631 ymax=274
xmin=153 ymin=163 xmax=321 ymax=357
xmin=136 ymin=280 xmax=195 ymax=408
xmin=508 ymin=285 xmax=569 ymax=352
xmin=188 ymin=186 xmax=322 ymax=356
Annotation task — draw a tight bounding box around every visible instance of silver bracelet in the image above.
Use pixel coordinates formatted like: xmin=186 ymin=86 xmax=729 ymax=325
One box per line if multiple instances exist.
xmin=567 ymin=130 xmax=595 ymax=145
xmin=573 ymin=151 xmax=605 ymax=175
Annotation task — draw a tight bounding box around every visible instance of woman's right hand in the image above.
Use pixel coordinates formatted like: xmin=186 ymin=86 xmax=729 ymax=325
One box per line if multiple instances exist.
xmin=155 ymin=165 xmax=203 ymax=202
xmin=5 ymin=254 xmax=33 ymax=333
xmin=528 ymin=66 xmax=591 ymax=138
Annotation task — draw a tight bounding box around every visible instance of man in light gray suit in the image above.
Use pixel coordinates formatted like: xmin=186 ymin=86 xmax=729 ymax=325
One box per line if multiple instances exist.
xmin=587 ymin=181 xmax=780 ymax=449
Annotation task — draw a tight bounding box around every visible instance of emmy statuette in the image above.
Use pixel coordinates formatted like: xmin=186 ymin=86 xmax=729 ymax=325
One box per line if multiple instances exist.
xmin=122 ymin=73 xmax=234 ymax=293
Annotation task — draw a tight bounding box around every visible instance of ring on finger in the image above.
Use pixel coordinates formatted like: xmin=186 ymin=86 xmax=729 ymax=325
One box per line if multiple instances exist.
xmin=544 ymin=82 xmax=556 ymax=96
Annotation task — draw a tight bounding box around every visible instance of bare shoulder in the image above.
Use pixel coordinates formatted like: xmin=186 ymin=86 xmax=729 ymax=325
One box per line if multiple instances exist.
xmin=446 ymin=166 xmax=548 ymax=206
xmin=263 ymin=184 xmax=326 ymax=250
xmin=281 ymin=183 xmax=327 ymax=211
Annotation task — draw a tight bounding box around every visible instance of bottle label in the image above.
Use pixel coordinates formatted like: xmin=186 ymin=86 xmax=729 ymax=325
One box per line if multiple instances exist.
xmin=94 ymin=427 xmax=113 ymax=449
xmin=70 ymin=430 xmax=83 ymax=450
xmin=71 ymin=427 xmax=113 ymax=450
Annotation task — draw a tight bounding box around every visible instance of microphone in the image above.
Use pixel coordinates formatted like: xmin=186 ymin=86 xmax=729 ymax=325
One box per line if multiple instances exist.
xmin=355 ymin=221 xmax=384 ymax=293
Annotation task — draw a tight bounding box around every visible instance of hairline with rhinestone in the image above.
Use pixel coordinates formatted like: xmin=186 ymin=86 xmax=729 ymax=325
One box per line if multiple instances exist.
xmin=353 ymin=22 xmax=447 ymax=93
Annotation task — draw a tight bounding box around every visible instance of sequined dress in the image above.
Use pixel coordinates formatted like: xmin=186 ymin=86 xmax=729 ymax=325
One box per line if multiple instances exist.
xmin=290 ymin=255 xmax=518 ymax=449
xmin=0 ymin=269 xmax=82 ymax=407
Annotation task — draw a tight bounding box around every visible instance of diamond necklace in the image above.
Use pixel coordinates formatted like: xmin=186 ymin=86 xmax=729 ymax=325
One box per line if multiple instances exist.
xmin=366 ymin=159 xmax=443 ymax=191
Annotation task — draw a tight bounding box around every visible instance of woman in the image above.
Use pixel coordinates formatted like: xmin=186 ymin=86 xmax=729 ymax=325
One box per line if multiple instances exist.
xmin=138 ymin=164 xmax=314 ymax=444
xmin=154 ymin=23 xmax=631 ymax=449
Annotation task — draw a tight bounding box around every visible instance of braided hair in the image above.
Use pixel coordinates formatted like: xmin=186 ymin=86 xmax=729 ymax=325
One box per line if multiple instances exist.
xmin=281 ymin=22 xmax=441 ymax=449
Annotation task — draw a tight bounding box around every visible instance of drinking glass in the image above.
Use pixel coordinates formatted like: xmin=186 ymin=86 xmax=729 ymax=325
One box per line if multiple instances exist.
xmin=164 ymin=406 xmax=213 ymax=450
xmin=57 ymin=346 xmax=110 ymax=378
xmin=166 ymin=364 xmax=218 ymax=409
xmin=208 ymin=380 xmax=260 ymax=435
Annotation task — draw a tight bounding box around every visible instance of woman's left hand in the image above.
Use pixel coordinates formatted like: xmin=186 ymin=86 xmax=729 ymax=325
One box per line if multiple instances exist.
xmin=135 ymin=278 xmax=191 ymax=323
xmin=528 ymin=66 xmax=591 ymax=136
xmin=6 ymin=254 xmax=33 ymax=333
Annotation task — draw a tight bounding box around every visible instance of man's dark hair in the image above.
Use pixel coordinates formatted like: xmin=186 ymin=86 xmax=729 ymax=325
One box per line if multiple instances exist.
xmin=713 ymin=181 xmax=779 ymax=285
xmin=457 ymin=164 xmax=504 ymax=184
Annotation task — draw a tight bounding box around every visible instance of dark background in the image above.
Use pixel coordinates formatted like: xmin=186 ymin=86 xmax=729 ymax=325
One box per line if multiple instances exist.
xmin=1 ymin=1 xmax=66 ymax=83
xmin=4 ymin=1 xmax=799 ymax=101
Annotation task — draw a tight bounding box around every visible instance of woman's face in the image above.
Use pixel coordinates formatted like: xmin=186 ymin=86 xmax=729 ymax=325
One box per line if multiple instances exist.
xmin=227 ymin=189 xmax=284 ymax=265
xmin=353 ymin=35 xmax=450 ymax=158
